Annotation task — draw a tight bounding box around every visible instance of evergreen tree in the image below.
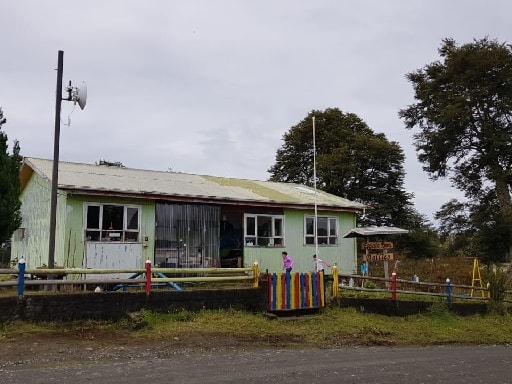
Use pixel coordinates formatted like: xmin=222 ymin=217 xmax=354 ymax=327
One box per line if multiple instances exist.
xmin=0 ymin=107 xmax=22 ymax=243
xmin=400 ymin=38 xmax=512 ymax=261
xmin=269 ymin=108 xmax=414 ymax=227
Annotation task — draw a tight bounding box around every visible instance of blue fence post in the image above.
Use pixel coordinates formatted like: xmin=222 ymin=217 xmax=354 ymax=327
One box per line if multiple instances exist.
xmin=17 ymin=258 xmax=26 ymax=297
xmin=285 ymin=270 xmax=291 ymax=310
xmin=446 ymin=278 xmax=451 ymax=303
xmin=300 ymin=273 xmax=307 ymax=309
xmin=271 ymin=273 xmax=277 ymax=311
xmin=312 ymin=272 xmax=318 ymax=308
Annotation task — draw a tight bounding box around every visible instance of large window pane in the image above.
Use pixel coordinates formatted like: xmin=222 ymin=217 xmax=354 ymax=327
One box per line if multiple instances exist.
xmin=274 ymin=218 xmax=283 ymax=236
xmin=329 ymin=218 xmax=337 ymax=236
xmin=85 ymin=205 xmax=101 ymax=241
xmin=305 ymin=217 xmax=314 ymax=235
xmin=317 ymin=217 xmax=328 ymax=237
xmin=246 ymin=216 xmax=256 ymax=236
xmin=102 ymin=205 xmax=123 ymax=230
xmin=257 ymin=216 xmax=272 ymax=237
xmin=86 ymin=205 xmax=100 ymax=229
xmin=126 ymin=207 xmax=139 ymax=230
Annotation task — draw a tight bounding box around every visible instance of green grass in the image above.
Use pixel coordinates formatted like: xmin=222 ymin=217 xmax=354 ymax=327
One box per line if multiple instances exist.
xmin=1 ymin=305 xmax=511 ymax=348
xmin=134 ymin=306 xmax=512 ymax=347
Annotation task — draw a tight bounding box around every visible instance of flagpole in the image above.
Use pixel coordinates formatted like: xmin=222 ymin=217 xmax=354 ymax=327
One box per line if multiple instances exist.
xmin=313 ymin=116 xmax=319 ymax=258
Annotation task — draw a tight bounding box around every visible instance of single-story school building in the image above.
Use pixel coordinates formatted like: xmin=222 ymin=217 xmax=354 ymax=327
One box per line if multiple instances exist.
xmin=11 ymin=157 xmax=366 ymax=275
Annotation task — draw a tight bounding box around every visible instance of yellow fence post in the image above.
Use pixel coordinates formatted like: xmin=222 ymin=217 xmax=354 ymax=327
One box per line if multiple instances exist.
xmin=253 ymin=260 xmax=259 ymax=287
xmin=332 ymin=264 xmax=339 ymax=298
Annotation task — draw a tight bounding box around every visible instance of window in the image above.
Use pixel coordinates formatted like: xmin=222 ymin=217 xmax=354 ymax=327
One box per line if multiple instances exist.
xmin=84 ymin=204 xmax=141 ymax=242
xmin=244 ymin=214 xmax=284 ymax=247
xmin=305 ymin=215 xmax=338 ymax=245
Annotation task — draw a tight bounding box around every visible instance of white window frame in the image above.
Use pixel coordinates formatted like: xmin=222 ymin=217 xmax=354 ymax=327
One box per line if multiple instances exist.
xmin=84 ymin=203 xmax=141 ymax=242
xmin=304 ymin=215 xmax=338 ymax=246
xmin=244 ymin=214 xmax=285 ymax=247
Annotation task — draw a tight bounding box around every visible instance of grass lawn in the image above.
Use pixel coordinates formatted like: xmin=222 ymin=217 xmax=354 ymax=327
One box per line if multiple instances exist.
xmin=1 ymin=305 xmax=511 ymax=349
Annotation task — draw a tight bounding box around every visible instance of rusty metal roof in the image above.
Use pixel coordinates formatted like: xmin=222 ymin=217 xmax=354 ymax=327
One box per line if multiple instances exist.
xmin=21 ymin=157 xmax=366 ymax=212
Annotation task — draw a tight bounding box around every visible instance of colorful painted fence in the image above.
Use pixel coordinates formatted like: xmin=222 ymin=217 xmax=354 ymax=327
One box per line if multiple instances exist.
xmin=268 ymin=272 xmax=325 ymax=311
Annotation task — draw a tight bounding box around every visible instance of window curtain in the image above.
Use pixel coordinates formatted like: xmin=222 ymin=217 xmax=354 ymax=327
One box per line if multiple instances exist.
xmin=155 ymin=203 xmax=220 ymax=267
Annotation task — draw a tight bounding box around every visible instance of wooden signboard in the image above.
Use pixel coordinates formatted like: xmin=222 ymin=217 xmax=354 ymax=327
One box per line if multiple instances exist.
xmin=361 ymin=242 xmax=393 ymax=250
xmin=362 ymin=242 xmax=394 ymax=262
xmin=365 ymin=253 xmax=393 ymax=261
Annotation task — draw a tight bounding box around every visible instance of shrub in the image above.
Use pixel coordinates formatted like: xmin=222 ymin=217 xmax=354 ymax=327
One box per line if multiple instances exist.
xmin=485 ymin=268 xmax=509 ymax=302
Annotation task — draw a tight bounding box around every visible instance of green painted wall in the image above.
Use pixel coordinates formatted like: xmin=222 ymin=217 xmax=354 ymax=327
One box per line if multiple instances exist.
xmin=12 ymin=172 xmax=357 ymax=275
xmin=12 ymin=173 xmax=47 ymax=267
xmin=64 ymin=195 xmax=156 ymax=269
xmin=244 ymin=208 xmax=358 ymax=274
xmin=12 ymin=175 xmax=157 ymax=270
xmin=11 ymin=173 xmax=67 ymax=269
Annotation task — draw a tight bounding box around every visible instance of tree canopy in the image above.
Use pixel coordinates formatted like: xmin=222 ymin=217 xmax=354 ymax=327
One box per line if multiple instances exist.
xmin=399 ymin=38 xmax=512 ymax=261
xmin=0 ymin=107 xmax=22 ymax=244
xmin=268 ymin=108 xmax=414 ymax=227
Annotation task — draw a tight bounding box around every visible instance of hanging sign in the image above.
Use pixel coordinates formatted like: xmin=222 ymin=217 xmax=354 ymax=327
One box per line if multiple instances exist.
xmin=361 ymin=242 xmax=394 ymax=250
xmin=366 ymin=253 xmax=394 ymax=261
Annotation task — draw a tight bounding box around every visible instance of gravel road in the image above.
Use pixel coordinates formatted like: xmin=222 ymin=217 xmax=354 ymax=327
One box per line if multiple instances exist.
xmin=1 ymin=344 xmax=510 ymax=384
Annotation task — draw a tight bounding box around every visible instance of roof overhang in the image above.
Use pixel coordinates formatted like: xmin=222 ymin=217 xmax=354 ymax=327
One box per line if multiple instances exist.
xmin=19 ymin=162 xmax=37 ymax=192
xmin=62 ymin=187 xmax=366 ymax=213
xmin=342 ymin=226 xmax=409 ymax=238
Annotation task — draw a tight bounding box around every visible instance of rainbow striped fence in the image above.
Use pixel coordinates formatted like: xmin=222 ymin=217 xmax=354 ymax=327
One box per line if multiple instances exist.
xmin=268 ymin=272 xmax=325 ymax=311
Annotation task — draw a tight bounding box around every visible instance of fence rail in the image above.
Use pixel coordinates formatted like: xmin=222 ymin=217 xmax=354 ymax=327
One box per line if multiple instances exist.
xmin=2 ymin=262 xmax=510 ymax=303
xmin=331 ymin=270 xmax=512 ymax=303
xmin=0 ymin=260 xmax=260 ymax=296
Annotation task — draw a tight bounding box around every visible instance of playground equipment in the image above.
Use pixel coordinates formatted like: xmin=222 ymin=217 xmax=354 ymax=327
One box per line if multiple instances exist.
xmin=471 ymin=258 xmax=485 ymax=298
xmin=110 ymin=271 xmax=182 ymax=291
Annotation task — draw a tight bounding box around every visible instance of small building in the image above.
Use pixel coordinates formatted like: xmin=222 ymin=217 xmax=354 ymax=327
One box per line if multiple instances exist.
xmin=11 ymin=158 xmax=366 ymax=274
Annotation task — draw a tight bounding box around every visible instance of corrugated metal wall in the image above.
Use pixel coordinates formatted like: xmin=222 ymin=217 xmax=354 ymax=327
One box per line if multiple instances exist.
xmin=11 ymin=173 xmax=64 ymax=268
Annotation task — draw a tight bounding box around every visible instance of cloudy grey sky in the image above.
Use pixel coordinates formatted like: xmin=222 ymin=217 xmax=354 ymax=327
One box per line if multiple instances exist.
xmin=1 ymin=1 xmax=510 ymax=222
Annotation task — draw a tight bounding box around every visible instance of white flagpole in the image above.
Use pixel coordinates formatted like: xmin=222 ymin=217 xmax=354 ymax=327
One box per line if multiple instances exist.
xmin=313 ymin=116 xmax=319 ymax=258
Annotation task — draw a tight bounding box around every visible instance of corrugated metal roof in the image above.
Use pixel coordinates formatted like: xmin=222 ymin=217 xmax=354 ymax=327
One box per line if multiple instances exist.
xmin=22 ymin=157 xmax=366 ymax=211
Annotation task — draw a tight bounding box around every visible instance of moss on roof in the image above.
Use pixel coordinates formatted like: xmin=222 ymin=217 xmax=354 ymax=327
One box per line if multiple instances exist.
xmin=204 ymin=176 xmax=301 ymax=202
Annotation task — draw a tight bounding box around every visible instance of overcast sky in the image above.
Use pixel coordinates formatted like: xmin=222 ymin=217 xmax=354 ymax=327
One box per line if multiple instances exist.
xmin=1 ymin=1 xmax=510 ymax=223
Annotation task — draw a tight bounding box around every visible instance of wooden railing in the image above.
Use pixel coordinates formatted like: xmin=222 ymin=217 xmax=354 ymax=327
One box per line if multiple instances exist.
xmin=330 ymin=269 xmax=512 ymax=303
xmin=0 ymin=259 xmax=261 ymax=296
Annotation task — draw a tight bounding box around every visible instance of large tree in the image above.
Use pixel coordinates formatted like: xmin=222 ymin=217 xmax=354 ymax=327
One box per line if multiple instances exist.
xmin=0 ymin=107 xmax=22 ymax=244
xmin=399 ymin=38 xmax=512 ymax=261
xmin=435 ymin=195 xmax=511 ymax=263
xmin=269 ymin=108 xmax=414 ymax=227
xmin=434 ymin=199 xmax=476 ymax=257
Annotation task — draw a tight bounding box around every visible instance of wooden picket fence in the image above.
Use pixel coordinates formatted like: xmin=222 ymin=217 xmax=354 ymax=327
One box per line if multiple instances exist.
xmin=267 ymin=271 xmax=325 ymax=311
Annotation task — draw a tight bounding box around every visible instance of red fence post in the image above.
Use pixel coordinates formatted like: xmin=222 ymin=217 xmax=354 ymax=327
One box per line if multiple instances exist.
xmin=391 ymin=272 xmax=397 ymax=300
xmin=145 ymin=259 xmax=152 ymax=293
